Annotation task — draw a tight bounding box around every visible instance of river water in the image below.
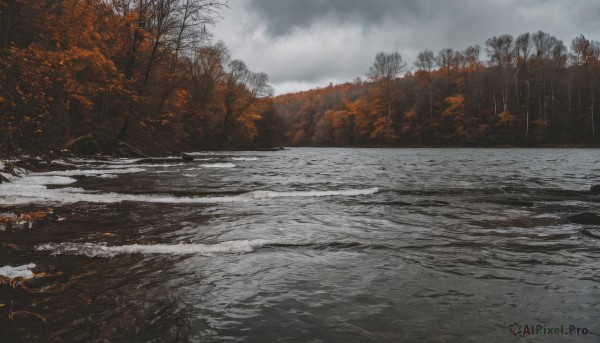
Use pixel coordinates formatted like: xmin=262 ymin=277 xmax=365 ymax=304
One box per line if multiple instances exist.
xmin=1 ymin=148 xmax=599 ymax=342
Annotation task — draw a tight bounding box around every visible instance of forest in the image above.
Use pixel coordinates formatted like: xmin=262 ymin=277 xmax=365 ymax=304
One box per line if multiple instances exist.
xmin=0 ymin=0 xmax=282 ymax=156
xmin=1 ymin=1 xmax=600 ymax=154
xmin=277 ymin=33 xmax=600 ymax=147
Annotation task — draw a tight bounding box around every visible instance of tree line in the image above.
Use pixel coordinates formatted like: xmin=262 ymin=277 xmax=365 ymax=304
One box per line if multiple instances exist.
xmin=277 ymin=32 xmax=600 ymax=146
xmin=0 ymin=0 xmax=281 ymax=156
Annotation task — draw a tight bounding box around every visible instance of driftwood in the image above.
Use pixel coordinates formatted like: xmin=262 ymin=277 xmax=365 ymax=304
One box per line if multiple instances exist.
xmin=118 ymin=141 xmax=149 ymax=158
xmin=62 ymin=133 xmax=103 ymax=155
xmin=63 ymin=133 xmax=93 ymax=149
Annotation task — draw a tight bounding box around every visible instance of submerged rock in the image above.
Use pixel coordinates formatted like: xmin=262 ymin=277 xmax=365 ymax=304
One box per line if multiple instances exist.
xmin=568 ymin=213 xmax=600 ymax=225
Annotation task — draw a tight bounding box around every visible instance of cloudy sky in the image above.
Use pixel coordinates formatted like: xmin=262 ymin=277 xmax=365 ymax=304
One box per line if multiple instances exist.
xmin=212 ymin=0 xmax=600 ymax=95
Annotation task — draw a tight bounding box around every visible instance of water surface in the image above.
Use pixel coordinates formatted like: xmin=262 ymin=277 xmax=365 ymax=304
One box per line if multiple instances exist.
xmin=1 ymin=148 xmax=599 ymax=342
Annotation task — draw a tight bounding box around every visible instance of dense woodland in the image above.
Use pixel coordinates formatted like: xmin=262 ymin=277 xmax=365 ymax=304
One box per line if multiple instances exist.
xmin=1 ymin=1 xmax=599 ymax=155
xmin=0 ymin=0 xmax=282 ymax=156
xmin=276 ymin=33 xmax=600 ymax=146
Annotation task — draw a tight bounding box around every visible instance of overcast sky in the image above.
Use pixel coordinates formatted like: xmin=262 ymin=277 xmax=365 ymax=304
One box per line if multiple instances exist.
xmin=211 ymin=0 xmax=600 ymax=95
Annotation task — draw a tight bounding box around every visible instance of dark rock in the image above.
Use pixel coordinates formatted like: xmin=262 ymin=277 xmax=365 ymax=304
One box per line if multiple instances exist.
xmin=568 ymin=213 xmax=600 ymax=225
xmin=0 ymin=174 xmax=10 ymax=183
xmin=171 ymin=150 xmax=181 ymax=157
xmin=181 ymin=153 xmax=194 ymax=162
xmin=591 ymin=185 xmax=600 ymax=194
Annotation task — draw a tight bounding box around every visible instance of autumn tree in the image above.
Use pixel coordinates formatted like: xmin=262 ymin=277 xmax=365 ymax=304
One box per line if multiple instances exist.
xmin=221 ymin=59 xmax=272 ymax=144
xmin=276 ymin=32 xmax=600 ymax=147
xmin=366 ymin=51 xmax=406 ymax=143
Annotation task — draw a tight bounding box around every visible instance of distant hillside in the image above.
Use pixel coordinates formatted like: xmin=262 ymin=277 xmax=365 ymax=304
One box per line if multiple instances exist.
xmin=274 ymin=32 xmax=600 ymax=147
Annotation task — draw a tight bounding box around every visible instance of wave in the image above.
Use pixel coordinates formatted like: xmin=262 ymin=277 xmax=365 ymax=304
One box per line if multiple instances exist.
xmin=200 ymin=163 xmax=236 ymax=168
xmin=35 ymin=240 xmax=271 ymax=258
xmin=231 ymin=157 xmax=258 ymax=161
xmin=15 ymin=175 xmax=78 ymax=186
xmin=34 ymin=168 xmax=146 ymax=176
xmin=235 ymin=188 xmax=380 ymax=200
xmin=35 ymin=239 xmax=394 ymax=258
xmin=0 ymin=185 xmax=380 ymax=205
xmin=101 ymin=164 xmax=184 ymax=169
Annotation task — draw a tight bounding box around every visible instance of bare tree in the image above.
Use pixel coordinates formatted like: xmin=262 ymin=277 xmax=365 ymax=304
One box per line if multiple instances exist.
xmin=465 ymin=45 xmax=482 ymax=121
xmin=436 ymin=48 xmax=454 ymax=81
xmin=222 ymin=59 xmax=272 ymax=142
xmin=367 ymin=51 xmax=406 ymax=118
xmin=171 ymin=0 xmax=225 ymax=71
xmin=515 ymin=33 xmax=532 ymax=136
xmin=415 ymin=50 xmax=435 ymax=119
xmin=486 ymin=34 xmax=514 ymax=117
xmin=188 ymin=41 xmax=228 ymax=108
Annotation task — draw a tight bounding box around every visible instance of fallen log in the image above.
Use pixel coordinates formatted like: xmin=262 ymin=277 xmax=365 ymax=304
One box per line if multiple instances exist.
xmin=63 ymin=133 xmax=94 ymax=149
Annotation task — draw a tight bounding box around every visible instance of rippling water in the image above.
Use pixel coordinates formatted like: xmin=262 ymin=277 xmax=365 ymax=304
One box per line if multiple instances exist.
xmin=1 ymin=148 xmax=599 ymax=342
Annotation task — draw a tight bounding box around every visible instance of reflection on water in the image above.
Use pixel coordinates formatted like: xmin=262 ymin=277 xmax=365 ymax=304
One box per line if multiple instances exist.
xmin=1 ymin=148 xmax=599 ymax=342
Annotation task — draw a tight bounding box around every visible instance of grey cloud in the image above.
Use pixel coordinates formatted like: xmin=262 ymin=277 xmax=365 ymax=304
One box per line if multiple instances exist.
xmin=245 ymin=0 xmax=600 ymax=42
xmin=214 ymin=0 xmax=600 ymax=94
xmin=245 ymin=0 xmax=425 ymax=36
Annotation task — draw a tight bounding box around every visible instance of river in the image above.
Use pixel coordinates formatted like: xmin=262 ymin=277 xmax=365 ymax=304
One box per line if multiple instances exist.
xmin=1 ymin=148 xmax=599 ymax=342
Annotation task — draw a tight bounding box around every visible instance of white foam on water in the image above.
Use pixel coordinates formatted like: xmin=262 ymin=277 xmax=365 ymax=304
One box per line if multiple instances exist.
xmin=50 ymin=160 xmax=78 ymax=167
xmin=231 ymin=157 xmax=258 ymax=161
xmin=2 ymin=175 xmax=77 ymax=187
xmin=35 ymin=240 xmax=271 ymax=258
xmin=236 ymin=188 xmax=381 ymax=199
xmin=33 ymin=168 xmax=146 ymax=176
xmin=103 ymin=158 xmax=144 ymax=164
xmin=1 ymin=168 xmax=380 ymax=205
xmin=98 ymin=174 xmax=118 ymax=179
xmin=200 ymin=163 xmax=236 ymax=168
xmin=101 ymin=163 xmax=185 ymax=169
xmin=0 ymin=263 xmax=36 ymax=279
xmin=187 ymin=152 xmax=231 ymax=156
xmin=68 ymin=158 xmax=110 ymax=164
